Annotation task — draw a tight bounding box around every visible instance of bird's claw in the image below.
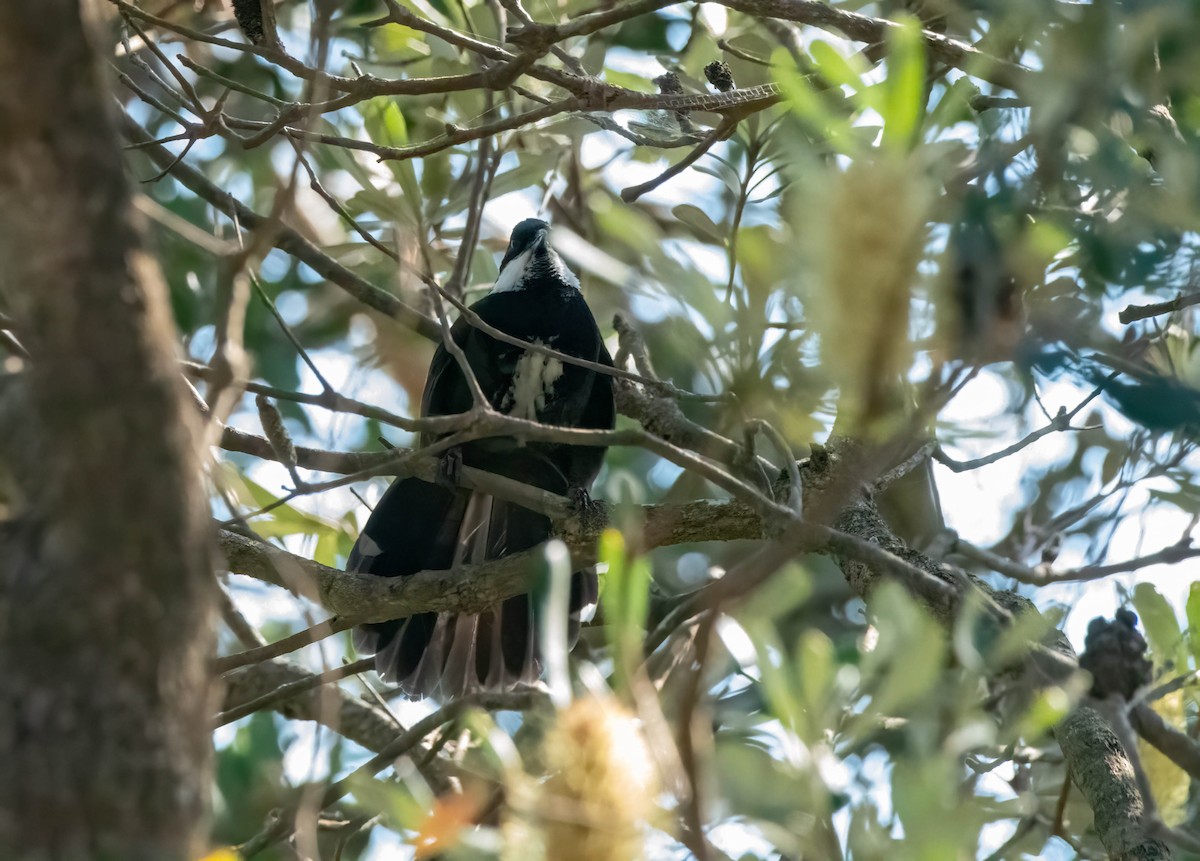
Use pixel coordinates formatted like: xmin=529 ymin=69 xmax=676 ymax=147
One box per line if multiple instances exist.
xmin=568 ymin=485 xmax=593 ymax=510
xmin=570 ymin=485 xmax=607 ymax=517
xmin=565 ymin=484 xmax=607 ymax=534
xmin=437 ymin=448 xmax=464 ymax=488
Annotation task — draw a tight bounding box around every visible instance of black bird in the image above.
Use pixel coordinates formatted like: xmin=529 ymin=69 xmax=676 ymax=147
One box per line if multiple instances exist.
xmin=346 ymin=219 xmax=614 ymax=699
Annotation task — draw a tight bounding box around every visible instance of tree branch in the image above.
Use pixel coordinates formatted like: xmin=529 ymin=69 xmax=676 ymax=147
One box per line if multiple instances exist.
xmin=1057 ymin=706 xmax=1171 ymax=860
xmin=717 ymin=0 xmax=1028 ymax=92
xmin=1131 ymin=702 xmax=1200 ymax=782
xmin=120 ymin=116 xmax=440 ymax=342
xmin=221 ymin=657 xmax=402 ymax=754
xmin=216 ymin=487 xmax=765 ymax=621
xmin=215 ymin=658 xmax=375 ymax=727
xmin=1119 ymin=290 xmax=1200 ymax=324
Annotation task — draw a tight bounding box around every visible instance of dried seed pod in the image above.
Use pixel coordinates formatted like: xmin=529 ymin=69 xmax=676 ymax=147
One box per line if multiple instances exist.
xmin=232 ymin=0 xmax=265 ymax=44
xmin=255 ymin=393 xmax=297 ymax=474
xmin=653 ymin=71 xmax=693 ymax=131
xmin=652 ymin=71 xmax=684 ymax=95
xmin=1079 ymin=610 xmax=1152 ymax=699
xmin=704 ymin=60 xmax=735 ymax=92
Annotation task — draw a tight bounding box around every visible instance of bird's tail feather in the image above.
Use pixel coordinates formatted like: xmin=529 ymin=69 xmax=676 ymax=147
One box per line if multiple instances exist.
xmin=349 ymin=463 xmax=597 ymax=699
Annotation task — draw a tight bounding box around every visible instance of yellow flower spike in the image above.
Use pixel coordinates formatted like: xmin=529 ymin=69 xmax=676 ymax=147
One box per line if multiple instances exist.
xmin=801 ymin=153 xmax=932 ymax=436
xmin=539 ymin=696 xmax=659 ymax=861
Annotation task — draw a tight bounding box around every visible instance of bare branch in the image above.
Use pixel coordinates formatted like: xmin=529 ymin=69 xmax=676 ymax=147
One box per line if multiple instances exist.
xmin=621 ymin=118 xmax=737 ymax=202
xmin=216 ymin=489 xmax=768 ymax=622
xmin=214 ymin=658 xmax=375 ymax=727
xmin=120 ymin=116 xmax=441 ymax=342
xmin=935 ymin=376 xmax=1112 ymax=473
xmin=716 ymin=0 xmax=1028 ymax=92
xmin=1119 ymin=290 xmax=1200 ymax=324
xmin=1058 ymin=705 xmax=1171 ymax=859
xmin=1132 ymin=702 xmax=1200 ymax=782
xmin=239 ymin=689 xmax=545 ymax=856
xmin=214 ymin=617 xmax=355 ymax=673
xmin=955 ymin=537 xmax=1200 ymax=586
xmin=222 ymin=658 xmax=401 ymax=753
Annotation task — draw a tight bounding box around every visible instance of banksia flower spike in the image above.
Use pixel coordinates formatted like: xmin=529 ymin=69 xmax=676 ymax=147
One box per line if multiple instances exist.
xmin=537 ymin=696 xmax=659 ymax=861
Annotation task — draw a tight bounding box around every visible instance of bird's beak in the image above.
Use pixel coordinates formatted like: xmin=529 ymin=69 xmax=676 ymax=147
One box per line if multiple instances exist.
xmin=535 ymin=227 xmax=550 ymax=250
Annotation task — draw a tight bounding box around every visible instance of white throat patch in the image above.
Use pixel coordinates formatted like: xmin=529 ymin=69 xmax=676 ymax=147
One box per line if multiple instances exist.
xmin=492 ymin=247 xmax=534 ymax=294
xmin=491 ymin=248 xmax=580 ymax=294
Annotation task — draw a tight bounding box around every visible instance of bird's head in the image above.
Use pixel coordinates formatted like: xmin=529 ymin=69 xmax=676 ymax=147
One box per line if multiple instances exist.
xmin=493 ymin=218 xmax=577 ymax=293
xmin=500 ymin=218 xmax=550 ymax=268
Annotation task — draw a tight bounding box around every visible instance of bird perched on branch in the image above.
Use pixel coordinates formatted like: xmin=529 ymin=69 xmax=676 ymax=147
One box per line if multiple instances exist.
xmin=347 ymin=219 xmax=614 ymax=699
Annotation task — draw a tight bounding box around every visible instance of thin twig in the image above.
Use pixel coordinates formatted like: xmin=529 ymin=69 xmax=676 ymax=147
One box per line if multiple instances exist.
xmin=955 ymin=536 xmax=1200 ymax=586
xmin=183 ymin=360 xmax=441 ymax=433
xmin=935 ymin=375 xmax=1114 ymax=473
xmin=239 ymin=690 xmax=543 ymax=857
xmin=218 ymin=584 xmax=267 ymax=649
xmin=250 ymin=274 xmax=334 ymax=394
xmin=215 ymin=617 xmax=355 ymax=674
xmin=1119 ymin=289 xmax=1200 ymax=324
xmin=438 ymin=286 xmax=701 ymax=397
xmin=621 ymin=118 xmax=737 ymax=203
xmin=445 ymin=105 xmax=501 ymax=296
xmin=747 ymin=418 xmax=801 ymax=511
xmin=291 ymin=144 xmax=400 ymax=261
xmin=214 ymin=658 xmax=376 ymax=727
xmin=121 ymin=115 xmax=441 ymax=342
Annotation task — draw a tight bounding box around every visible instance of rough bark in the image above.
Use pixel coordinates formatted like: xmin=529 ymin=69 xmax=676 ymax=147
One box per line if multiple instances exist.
xmin=1058 ymin=707 xmax=1170 ymax=860
xmin=814 ymin=440 xmax=1172 ymax=861
xmin=0 ymin=4 xmax=216 ymax=860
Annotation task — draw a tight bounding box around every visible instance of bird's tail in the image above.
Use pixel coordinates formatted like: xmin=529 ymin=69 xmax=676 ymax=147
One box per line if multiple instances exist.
xmin=348 ymin=459 xmax=597 ymax=699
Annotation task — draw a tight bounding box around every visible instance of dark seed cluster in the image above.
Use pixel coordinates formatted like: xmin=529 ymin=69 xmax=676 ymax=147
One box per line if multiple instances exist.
xmin=1079 ymin=608 xmax=1153 ymax=699
xmin=653 ymin=71 xmax=684 ymax=95
xmin=704 ymin=61 xmax=735 ymax=93
xmin=232 ymin=0 xmax=265 ymax=45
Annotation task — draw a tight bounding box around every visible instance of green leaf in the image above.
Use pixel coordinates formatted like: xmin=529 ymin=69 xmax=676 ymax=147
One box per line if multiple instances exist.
xmin=536 ymin=540 xmax=573 ymax=709
xmin=348 ymin=774 xmax=429 ymax=831
xmin=1131 ymin=583 xmax=1185 ymax=667
xmin=743 ymin=620 xmax=803 ymax=732
xmin=434 ymin=155 xmax=552 ymax=221
xmin=881 ymin=15 xmax=926 ymax=152
xmin=1187 ymin=581 xmax=1200 ymax=664
xmin=861 ymin=582 xmax=946 ymax=716
xmin=672 ymin=203 xmax=724 ymax=244
xmin=771 ymin=48 xmax=856 ymax=154
xmin=928 ymin=76 xmax=981 ymax=131
xmin=362 ymin=101 xmax=422 ymax=215
xmin=808 ymin=40 xmax=876 ymax=112
xmin=1014 ymin=684 xmax=1075 ymax=739
xmin=600 ymin=529 xmax=649 ymax=692
xmin=693 ymin=163 xmax=742 ymax=195
xmin=714 ymin=735 xmax=815 ymax=822
xmin=796 ymin=629 xmax=835 ymax=742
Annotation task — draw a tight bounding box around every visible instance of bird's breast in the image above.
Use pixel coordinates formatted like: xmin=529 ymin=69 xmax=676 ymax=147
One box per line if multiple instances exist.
xmin=501 ymin=340 xmax=564 ymax=420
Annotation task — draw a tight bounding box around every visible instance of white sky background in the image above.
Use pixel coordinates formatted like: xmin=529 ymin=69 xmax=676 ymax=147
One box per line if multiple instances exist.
xmin=201 ymin=11 xmax=1200 ymax=860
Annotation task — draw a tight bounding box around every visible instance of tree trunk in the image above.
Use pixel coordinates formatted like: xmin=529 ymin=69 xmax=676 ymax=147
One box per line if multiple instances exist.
xmin=0 ymin=3 xmax=217 ymax=859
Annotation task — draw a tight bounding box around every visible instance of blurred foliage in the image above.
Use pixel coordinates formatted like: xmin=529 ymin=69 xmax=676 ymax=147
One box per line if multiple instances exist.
xmin=98 ymin=0 xmax=1200 ymax=857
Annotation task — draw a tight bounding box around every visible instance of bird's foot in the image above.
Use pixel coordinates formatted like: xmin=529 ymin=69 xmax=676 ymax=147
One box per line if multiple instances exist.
xmin=437 ymin=447 xmax=464 ymax=489
xmin=568 ymin=484 xmax=593 ymax=511
xmin=567 ymin=485 xmax=607 ymax=532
